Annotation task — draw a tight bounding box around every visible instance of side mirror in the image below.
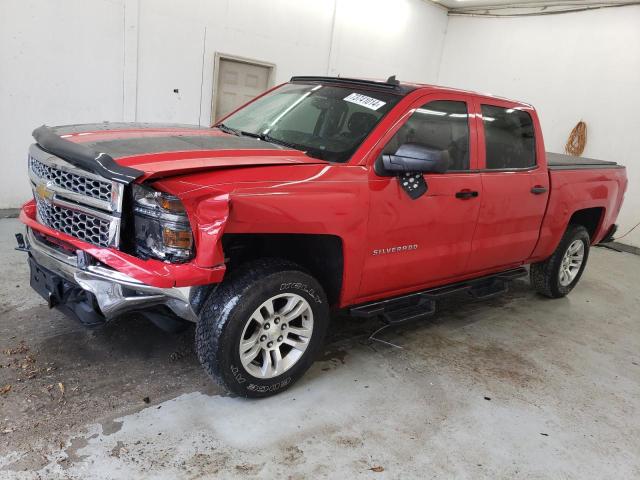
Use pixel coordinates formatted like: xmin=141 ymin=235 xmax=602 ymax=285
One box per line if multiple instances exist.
xmin=381 ymin=143 xmax=450 ymax=174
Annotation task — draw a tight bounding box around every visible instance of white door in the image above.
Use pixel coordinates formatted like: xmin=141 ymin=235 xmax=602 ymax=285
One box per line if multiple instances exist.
xmin=214 ymin=58 xmax=272 ymax=121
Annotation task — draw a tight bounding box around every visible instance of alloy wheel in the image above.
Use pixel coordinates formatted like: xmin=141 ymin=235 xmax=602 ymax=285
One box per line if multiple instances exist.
xmin=558 ymin=239 xmax=585 ymax=286
xmin=238 ymin=293 xmax=314 ymax=378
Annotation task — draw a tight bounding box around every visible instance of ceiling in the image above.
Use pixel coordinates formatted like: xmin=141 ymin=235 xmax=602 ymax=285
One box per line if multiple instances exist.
xmin=431 ymin=0 xmax=636 ymax=12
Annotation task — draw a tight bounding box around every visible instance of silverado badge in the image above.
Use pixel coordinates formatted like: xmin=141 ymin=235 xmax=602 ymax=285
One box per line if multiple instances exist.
xmin=372 ymin=244 xmax=418 ymax=256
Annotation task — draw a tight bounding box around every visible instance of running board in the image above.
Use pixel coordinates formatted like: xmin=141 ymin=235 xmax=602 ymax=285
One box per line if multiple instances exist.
xmin=350 ymin=267 xmax=528 ymax=325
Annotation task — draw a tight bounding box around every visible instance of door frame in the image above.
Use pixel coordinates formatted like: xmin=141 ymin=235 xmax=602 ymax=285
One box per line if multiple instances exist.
xmin=469 ymin=95 xmax=542 ymax=172
xmin=364 ymin=91 xmax=480 ymax=171
xmin=210 ymin=53 xmax=276 ymax=126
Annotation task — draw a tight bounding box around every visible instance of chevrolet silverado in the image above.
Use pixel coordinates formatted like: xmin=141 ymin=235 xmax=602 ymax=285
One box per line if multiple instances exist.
xmin=18 ymin=76 xmax=627 ymax=397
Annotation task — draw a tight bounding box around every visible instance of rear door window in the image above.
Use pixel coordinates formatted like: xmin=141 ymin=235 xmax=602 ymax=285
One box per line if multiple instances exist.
xmin=481 ymin=105 xmax=536 ymax=169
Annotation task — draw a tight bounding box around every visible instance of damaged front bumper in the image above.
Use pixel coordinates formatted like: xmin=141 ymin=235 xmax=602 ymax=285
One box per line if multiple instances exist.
xmin=20 ymin=227 xmax=199 ymax=326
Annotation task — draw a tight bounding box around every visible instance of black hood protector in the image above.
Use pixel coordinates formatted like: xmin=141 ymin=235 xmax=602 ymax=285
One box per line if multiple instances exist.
xmin=83 ymin=133 xmax=285 ymax=159
xmin=32 ymin=125 xmax=144 ymax=185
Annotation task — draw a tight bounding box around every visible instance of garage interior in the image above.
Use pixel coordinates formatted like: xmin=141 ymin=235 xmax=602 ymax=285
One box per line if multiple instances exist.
xmin=0 ymin=0 xmax=639 ymax=478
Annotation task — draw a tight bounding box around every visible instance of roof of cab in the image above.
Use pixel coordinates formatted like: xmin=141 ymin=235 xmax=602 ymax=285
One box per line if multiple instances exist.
xmin=289 ymin=75 xmax=532 ymax=108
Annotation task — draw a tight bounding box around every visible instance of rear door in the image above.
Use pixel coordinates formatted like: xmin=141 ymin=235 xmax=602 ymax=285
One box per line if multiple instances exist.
xmin=358 ymin=93 xmax=483 ymax=300
xmin=466 ymin=99 xmax=549 ymax=273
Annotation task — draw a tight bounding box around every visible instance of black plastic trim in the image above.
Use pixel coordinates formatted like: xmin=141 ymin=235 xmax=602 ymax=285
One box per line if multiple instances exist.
xmin=479 ymin=165 xmax=539 ymax=172
xmin=28 ymin=255 xmax=105 ymax=327
xmin=546 ymin=152 xmax=623 ymax=170
xmin=349 ymin=267 xmax=528 ymax=324
xmin=32 ymin=125 xmax=144 ymax=184
xmin=548 ymin=164 xmax=625 ymax=171
xmin=599 ymin=224 xmax=618 ymax=244
xmin=290 ymin=76 xmax=414 ymax=94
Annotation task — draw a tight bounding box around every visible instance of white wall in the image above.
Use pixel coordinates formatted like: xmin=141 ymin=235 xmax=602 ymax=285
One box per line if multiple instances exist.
xmin=134 ymin=0 xmax=447 ymax=124
xmin=438 ymin=7 xmax=640 ymax=247
xmin=0 ymin=0 xmax=447 ymax=208
xmin=0 ymin=0 xmax=127 ymax=208
xmin=328 ymin=0 xmax=447 ymax=82
xmin=134 ymin=0 xmax=335 ymax=124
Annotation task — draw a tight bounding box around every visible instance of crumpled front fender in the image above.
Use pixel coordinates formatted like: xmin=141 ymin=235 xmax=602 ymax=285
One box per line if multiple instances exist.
xmin=189 ymin=192 xmax=230 ymax=268
xmin=151 ymin=179 xmax=231 ymax=270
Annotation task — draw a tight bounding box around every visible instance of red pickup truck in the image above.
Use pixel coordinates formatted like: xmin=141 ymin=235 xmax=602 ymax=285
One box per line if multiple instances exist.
xmin=18 ymin=76 xmax=627 ymax=397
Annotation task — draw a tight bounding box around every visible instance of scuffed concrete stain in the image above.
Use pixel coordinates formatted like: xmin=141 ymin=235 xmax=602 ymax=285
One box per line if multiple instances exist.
xmin=4 ymin=317 xmax=639 ymax=480
xmin=62 ymin=434 xmax=94 ymax=467
xmin=100 ymin=420 xmax=123 ymax=436
xmin=2 ymin=325 xmax=639 ymax=479
xmin=1 ymin=341 xmax=453 ymax=478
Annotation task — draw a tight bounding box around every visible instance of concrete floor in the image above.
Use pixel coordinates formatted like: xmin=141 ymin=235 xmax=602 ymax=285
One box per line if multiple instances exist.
xmin=0 ymin=217 xmax=638 ymax=479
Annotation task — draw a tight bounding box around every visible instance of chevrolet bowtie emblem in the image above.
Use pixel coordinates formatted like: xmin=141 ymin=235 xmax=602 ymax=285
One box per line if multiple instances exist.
xmin=36 ymin=181 xmax=55 ymax=201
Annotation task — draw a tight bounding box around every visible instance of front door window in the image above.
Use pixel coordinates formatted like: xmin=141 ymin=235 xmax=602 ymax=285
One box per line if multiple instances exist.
xmin=383 ymin=100 xmax=471 ymax=172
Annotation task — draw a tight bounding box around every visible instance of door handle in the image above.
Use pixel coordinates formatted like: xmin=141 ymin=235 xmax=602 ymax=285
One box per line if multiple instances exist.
xmin=531 ymin=186 xmax=548 ymax=195
xmin=455 ymin=189 xmax=479 ymax=200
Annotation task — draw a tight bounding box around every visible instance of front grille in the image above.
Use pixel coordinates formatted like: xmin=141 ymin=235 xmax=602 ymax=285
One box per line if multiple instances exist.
xmin=29 ymin=156 xmax=112 ymax=203
xmin=28 ymin=144 xmax=123 ymax=248
xmin=35 ymin=196 xmax=111 ymax=247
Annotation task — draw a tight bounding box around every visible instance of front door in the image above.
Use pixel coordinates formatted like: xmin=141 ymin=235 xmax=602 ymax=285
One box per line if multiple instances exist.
xmin=358 ymin=94 xmax=483 ymax=301
xmin=466 ymin=100 xmax=549 ymax=273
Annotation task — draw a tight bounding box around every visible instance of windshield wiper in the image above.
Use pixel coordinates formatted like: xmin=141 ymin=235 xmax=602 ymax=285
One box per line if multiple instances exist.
xmin=219 ymin=127 xmax=264 ymax=141
xmin=258 ymin=132 xmax=304 ymax=152
xmin=215 ymin=123 xmax=242 ymax=136
xmin=217 ymin=125 xmax=309 ymax=155
xmin=259 ymin=133 xmax=328 ymax=160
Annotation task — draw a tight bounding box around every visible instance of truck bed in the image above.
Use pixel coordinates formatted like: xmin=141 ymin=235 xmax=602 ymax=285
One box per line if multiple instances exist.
xmin=547 ymin=152 xmax=620 ymax=170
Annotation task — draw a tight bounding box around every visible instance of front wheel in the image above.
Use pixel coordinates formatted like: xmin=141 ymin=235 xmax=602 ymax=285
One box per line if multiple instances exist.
xmin=195 ymin=259 xmax=329 ymax=398
xmin=530 ymin=224 xmax=590 ymax=298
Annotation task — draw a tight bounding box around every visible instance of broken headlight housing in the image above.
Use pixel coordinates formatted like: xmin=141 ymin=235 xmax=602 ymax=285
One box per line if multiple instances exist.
xmin=132 ymin=185 xmax=194 ymax=262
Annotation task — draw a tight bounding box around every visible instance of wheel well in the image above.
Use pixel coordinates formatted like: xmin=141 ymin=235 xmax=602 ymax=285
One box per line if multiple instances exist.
xmin=221 ymin=234 xmax=344 ymax=306
xmin=569 ymin=207 xmax=604 ymax=240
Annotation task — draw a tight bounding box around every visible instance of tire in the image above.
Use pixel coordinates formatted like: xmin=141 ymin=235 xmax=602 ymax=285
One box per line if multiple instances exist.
xmin=530 ymin=224 xmax=590 ymax=298
xmin=195 ymin=258 xmax=329 ymax=398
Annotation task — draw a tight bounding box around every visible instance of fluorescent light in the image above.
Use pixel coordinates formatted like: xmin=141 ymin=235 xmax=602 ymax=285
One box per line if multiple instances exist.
xmin=416 ymin=108 xmax=446 ymax=116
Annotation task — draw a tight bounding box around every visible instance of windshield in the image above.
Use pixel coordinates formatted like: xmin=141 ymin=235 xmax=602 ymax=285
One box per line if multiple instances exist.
xmin=218 ymin=83 xmax=401 ymax=162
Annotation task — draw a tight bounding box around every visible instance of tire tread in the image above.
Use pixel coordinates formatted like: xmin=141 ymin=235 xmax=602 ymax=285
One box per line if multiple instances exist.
xmin=530 ymin=224 xmax=590 ymax=298
xmin=195 ymin=258 xmax=325 ymax=397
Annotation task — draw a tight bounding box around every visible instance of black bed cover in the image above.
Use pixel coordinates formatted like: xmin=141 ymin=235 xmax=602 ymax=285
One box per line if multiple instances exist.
xmin=547 ymin=152 xmax=621 ymax=170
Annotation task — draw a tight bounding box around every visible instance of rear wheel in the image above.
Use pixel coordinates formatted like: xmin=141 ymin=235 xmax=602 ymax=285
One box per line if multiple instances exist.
xmin=195 ymin=259 xmax=329 ymax=397
xmin=530 ymin=224 xmax=590 ymax=298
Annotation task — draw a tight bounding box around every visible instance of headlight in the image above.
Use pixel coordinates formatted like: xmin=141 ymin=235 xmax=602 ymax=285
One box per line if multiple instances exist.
xmin=132 ymin=184 xmax=194 ymax=262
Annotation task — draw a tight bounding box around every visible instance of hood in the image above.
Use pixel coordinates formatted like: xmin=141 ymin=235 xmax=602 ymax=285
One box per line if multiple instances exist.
xmin=37 ymin=123 xmax=325 ymax=182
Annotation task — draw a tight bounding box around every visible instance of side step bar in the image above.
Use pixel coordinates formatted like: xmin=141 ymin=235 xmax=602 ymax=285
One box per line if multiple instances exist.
xmin=349 ymin=267 xmax=528 ymax=325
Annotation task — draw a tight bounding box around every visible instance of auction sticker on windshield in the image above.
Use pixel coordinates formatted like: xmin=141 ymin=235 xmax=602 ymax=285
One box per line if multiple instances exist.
xmin=343 ymin=93 xmax=386 ymax=111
